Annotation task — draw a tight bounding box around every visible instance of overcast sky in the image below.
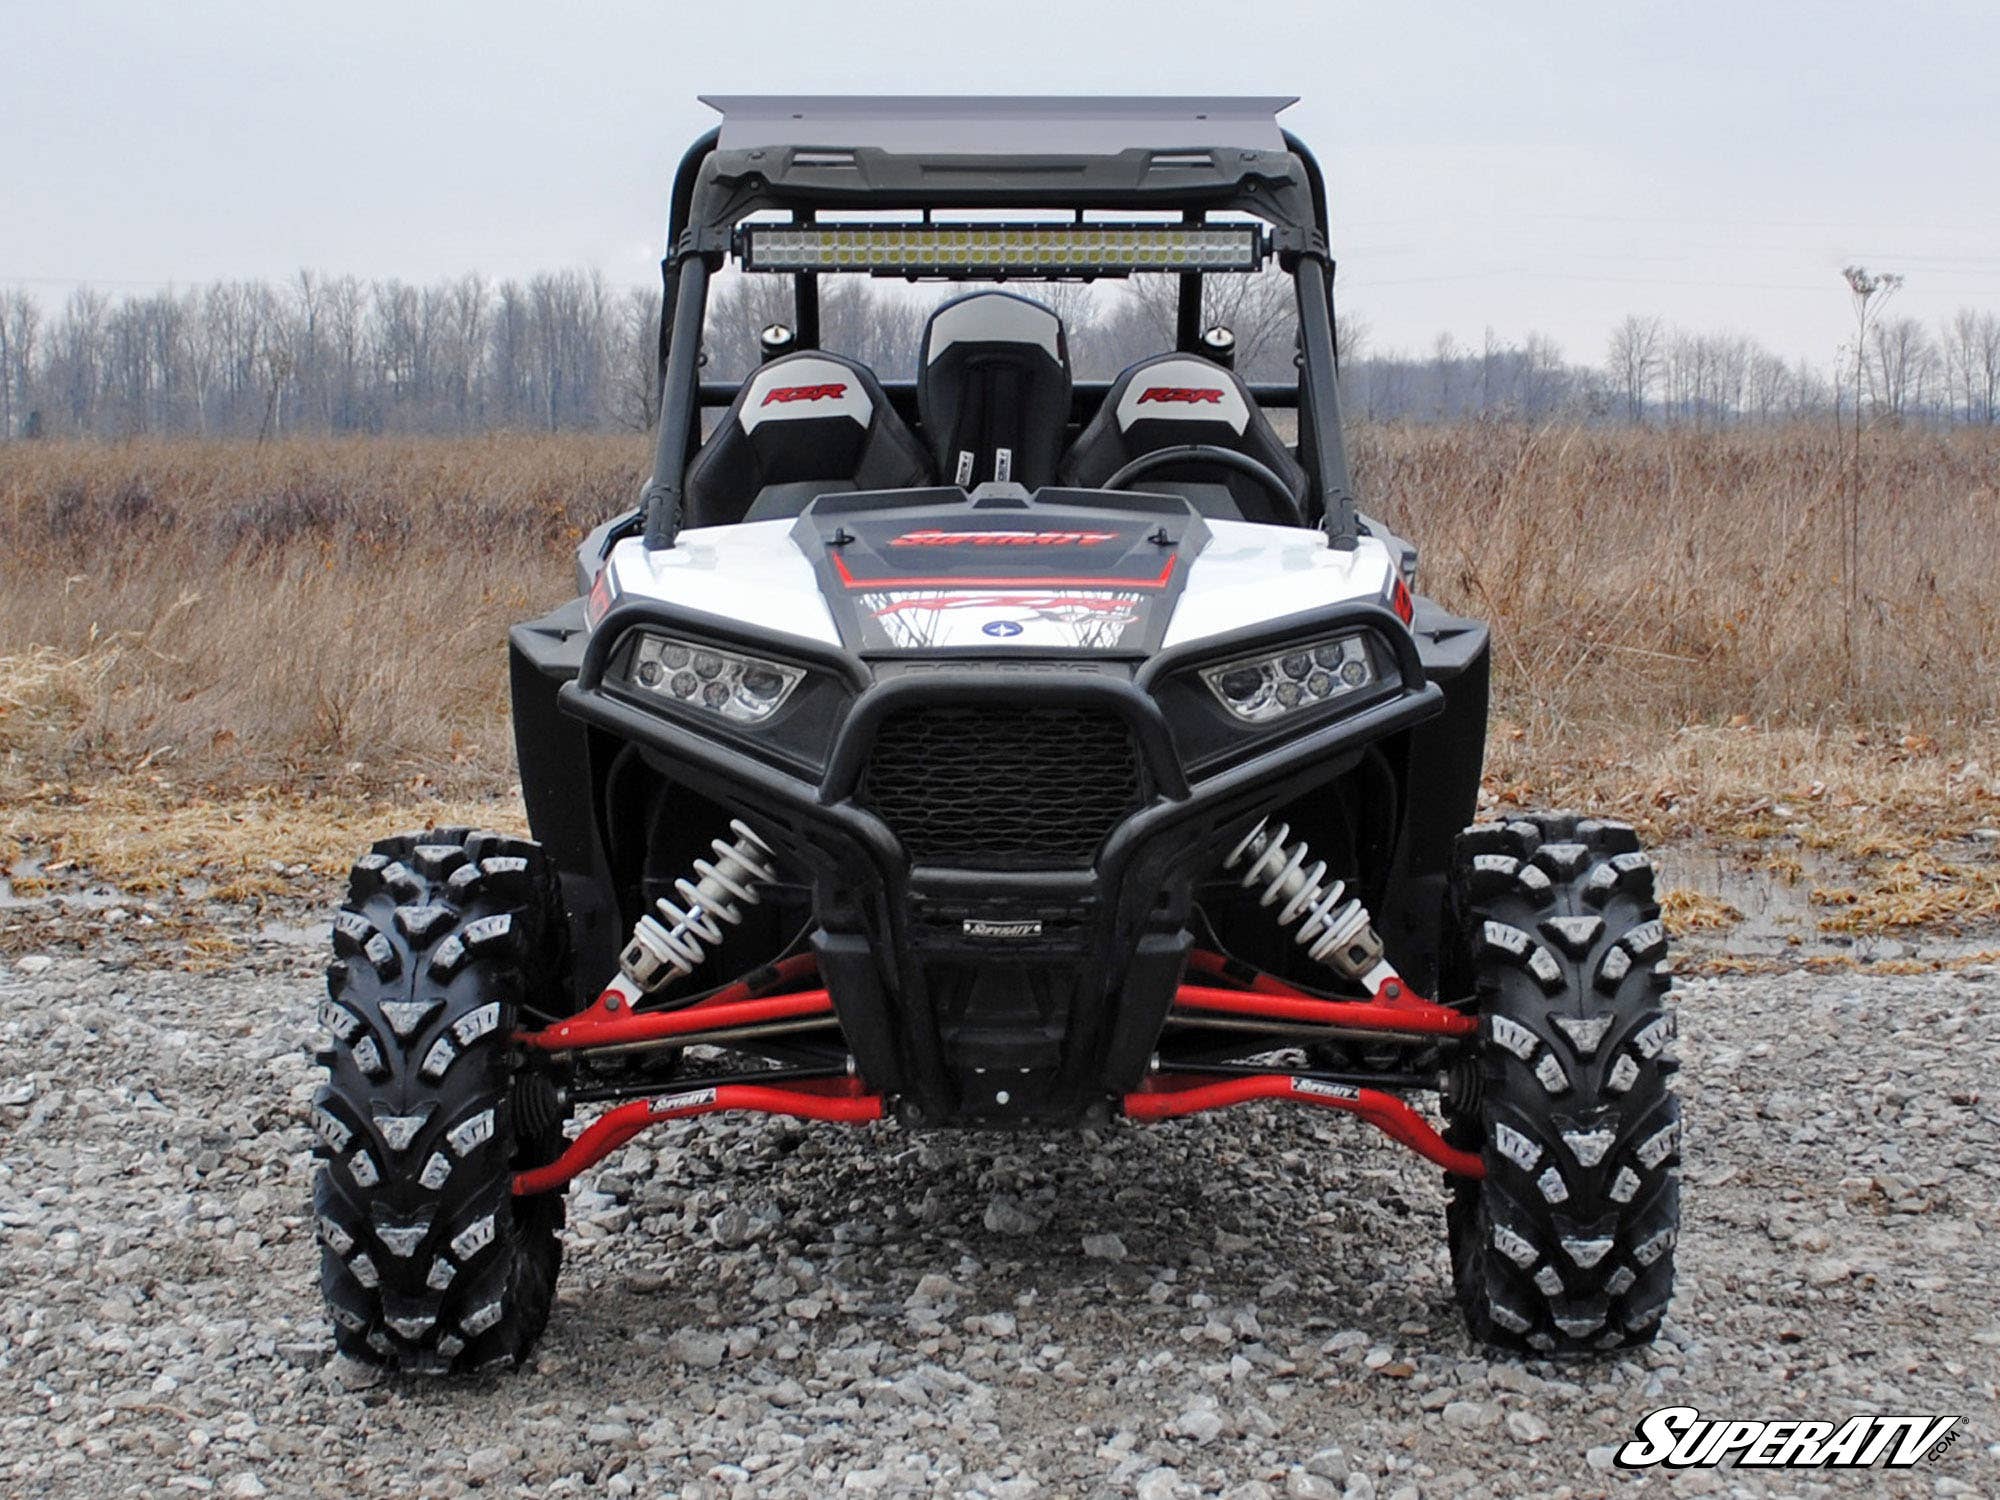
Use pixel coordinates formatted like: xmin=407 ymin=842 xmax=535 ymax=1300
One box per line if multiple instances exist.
xmin=6 ymin=0 xmax=1996 ymax=367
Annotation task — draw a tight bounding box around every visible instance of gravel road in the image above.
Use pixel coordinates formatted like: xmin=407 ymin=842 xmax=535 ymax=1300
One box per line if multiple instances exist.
xmin=4 ymin=933 xmax=1998 ymax=1498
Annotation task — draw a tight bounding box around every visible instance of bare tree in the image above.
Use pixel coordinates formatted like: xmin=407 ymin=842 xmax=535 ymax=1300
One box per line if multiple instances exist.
xmin=700 ymin=270 xmax=796 ymax=381
xmin=51 ymin=288 xmax=110 ymax=432
xmin=1606 ymin=314 xmax=1663 ymax=422
xmin=1747 ymin=347 xmax=1791 ymax=423
xmin=1979 ymin=311 xmax=2000 ymax=425
xmin=443 ymin=273 xmax=490 ymax=430
xmin=1869 ymin=316 xmax=1932 ymax=422
xmin=1429 ymin=332 xmax=1458 ymax=418
xmin=0 ymin=289 xmax=33 ymax=438
xmin=616 ymin=285 xmax=661 ymax=431
xmin=1942 ymin=309 xmax=1981 ymax=424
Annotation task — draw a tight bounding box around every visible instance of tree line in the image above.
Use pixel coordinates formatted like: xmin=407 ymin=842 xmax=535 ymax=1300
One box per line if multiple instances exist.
xmin=1 ymin=271 xmax=1994 ymax=441
xmin=0 ymin=272 xmax=660 ymax=441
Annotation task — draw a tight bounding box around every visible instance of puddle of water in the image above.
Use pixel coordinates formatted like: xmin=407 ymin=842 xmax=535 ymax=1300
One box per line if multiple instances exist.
xmin=0 ymin=881 xmax=135 ymax=914
xmin=0 ymin=856 xmax=137 ymax=914
xmin=1660 ymin=841 xmax=2000 ymax=964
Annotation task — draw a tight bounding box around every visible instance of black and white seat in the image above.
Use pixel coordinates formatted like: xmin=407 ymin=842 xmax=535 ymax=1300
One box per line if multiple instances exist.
xmin=682 ymin=351 xmax=931 ymax=529
xmin=1060 ymin=353 xmax=1308 ymax=525
xmin=917 ymin=292 xmax=1073 ymax=491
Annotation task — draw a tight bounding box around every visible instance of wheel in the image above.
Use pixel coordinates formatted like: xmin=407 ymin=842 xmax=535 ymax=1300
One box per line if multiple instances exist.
xmin=311 ymin=828 xmax=572 ymax=1373
xmin=1442 ymin=813 xmax=1681 ymax=1355
xmin=1101 ymin=441 xmax=1299 ymax=513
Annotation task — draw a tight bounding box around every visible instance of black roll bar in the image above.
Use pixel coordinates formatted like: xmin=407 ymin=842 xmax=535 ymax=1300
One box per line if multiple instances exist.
xmin=1293 ymin=255 xmax=1359 ymax=547
xmin=657 ymin=128 xmax=721 ymax=381
xmin=643 ymin=256 xmax=712 ymax=549
xmin=642 ymin=121 xmax=1362 ymax=549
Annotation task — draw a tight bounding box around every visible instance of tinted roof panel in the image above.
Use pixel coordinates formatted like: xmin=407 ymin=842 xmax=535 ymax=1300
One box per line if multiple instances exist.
xmin=700 ymin=96 xmax=1297 ymax=156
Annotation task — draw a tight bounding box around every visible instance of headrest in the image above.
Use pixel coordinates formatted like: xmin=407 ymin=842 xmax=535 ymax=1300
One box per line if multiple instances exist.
xmin=921 ymin=291 xmax=1065 ymax=367
xmin=1059 ymin=351 xmax=1306 ymax=525
xmin=735 ymin=353 xmax=877 ymax=435
xmin=1109 ymin=355 xmax=1255 ymax=435
xmin=682 ymin=349 xmax=931 ymax=529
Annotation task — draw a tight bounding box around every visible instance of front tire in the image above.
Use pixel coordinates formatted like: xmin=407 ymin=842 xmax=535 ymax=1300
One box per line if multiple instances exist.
xmin=1444 ymin=814 xmax=1681 ymax=1354
xmin=311 ymin=829 xmax=571 ymax=1373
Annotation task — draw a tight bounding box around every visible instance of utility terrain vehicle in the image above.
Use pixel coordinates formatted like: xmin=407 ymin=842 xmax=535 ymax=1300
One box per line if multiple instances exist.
xmin=312 ymin=97 xmax=1680 ymax=1371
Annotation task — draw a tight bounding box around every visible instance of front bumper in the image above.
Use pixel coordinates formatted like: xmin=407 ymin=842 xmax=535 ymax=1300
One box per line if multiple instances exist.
xmin=561 ymin=598 xmax=1444 ymax=1125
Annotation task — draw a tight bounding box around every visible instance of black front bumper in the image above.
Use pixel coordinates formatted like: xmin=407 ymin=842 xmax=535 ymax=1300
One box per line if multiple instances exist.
xmin=553 ymin=599 xmax=1444 ymax=1126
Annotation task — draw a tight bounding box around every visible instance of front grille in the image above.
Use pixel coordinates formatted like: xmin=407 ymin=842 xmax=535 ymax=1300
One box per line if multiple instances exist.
xmin=859 ymin=703 xmax=1145 ymax=869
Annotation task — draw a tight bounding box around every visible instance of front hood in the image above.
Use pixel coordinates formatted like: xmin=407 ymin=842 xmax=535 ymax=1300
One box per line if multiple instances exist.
xmin=599 ymin=489 xmax=1399 ymax=659
xmin=799 ymin=493 xmax=1200 ymax=653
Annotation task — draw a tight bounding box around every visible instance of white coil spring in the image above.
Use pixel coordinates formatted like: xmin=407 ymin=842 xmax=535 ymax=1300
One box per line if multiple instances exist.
xmin=1223 ymin=817 xmax=1378 ymax=977
xmin=622 ymin=819 xmax=778 ymax=991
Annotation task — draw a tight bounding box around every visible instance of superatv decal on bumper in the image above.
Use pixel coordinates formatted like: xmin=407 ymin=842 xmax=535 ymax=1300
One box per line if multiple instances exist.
xmin=557 ymin=593 xmax=1443 ymax=1127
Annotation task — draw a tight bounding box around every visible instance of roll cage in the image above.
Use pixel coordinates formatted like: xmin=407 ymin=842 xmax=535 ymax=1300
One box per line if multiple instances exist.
xmin=641 ymin=96 xmax=1361 ymax=551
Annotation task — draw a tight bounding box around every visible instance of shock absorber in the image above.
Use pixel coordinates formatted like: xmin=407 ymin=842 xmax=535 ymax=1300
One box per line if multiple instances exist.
xmin=1223 ymin=818 xmax=1398 ymax=993
xmin=614 ymin=820 xmax=779 ymax=1000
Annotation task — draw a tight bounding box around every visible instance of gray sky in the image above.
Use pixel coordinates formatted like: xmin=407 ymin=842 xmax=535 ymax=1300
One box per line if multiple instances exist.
xmin=6 ymin=0 xmax=1996 ymax=366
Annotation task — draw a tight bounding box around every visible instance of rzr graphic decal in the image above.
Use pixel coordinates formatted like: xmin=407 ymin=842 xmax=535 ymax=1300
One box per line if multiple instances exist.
xmin=761 ymin=382 xmax=848 ymax=406
xmin=860 ymin=590 xmax=1148 ymax=650
xmin=1137 ymin=386 xmax=1225 ymax=406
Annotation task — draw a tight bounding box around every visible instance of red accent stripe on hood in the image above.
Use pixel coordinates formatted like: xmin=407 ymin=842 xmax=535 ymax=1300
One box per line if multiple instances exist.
xmin=832 ymin=553 xmax=1176 ymax=591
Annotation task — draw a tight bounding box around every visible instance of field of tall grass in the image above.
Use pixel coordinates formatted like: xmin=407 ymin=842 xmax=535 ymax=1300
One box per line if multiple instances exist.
xmin=1 ymin=423 xmax=1996 ymax=930
xmin=0 ymin=433 xmax=647 ymax=788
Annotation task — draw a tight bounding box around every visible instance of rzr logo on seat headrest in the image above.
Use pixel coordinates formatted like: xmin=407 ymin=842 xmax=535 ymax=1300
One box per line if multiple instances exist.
xmin=761 ymin=382 xmax=848 ymax=406
xmin=1136 ymin=386 xmax=1224 ymax=406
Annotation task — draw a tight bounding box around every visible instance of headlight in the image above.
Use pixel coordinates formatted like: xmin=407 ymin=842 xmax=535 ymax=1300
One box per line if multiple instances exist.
xmin=620 ymin=633 xmax=805 ymax=724
xmin=1199 ymin=632 xmax=1380 ymax=724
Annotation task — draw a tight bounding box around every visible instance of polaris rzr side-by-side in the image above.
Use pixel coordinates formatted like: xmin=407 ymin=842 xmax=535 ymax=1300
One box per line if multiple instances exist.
xmin=312 ymin=96 xmax=1680 ymax=1372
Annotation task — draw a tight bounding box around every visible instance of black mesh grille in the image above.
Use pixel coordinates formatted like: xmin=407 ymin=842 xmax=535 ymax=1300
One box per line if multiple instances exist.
xmin=860 ymin=703 xmax=1145 ymax=869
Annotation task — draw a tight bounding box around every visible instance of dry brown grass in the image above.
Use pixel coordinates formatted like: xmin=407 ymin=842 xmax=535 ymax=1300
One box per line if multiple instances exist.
xmin=1 ymin=424 xmax=1996 ymax=928
xmin=1355 ymin=421 xmax=2000 ymax=731
xmin=0 ymin=433 xmax=648 ymax=790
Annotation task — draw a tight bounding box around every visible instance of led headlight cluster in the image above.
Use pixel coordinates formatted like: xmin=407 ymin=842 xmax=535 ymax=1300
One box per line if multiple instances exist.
xmin=740 ymin=223 xmax=1264 ymax=275
xmin=1200 ymin=632 xmax=1380 ymax=725
xmin=622 ymin=633 xmax=804 ymax=724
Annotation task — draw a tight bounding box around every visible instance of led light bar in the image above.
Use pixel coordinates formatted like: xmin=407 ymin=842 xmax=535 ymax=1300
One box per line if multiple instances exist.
xmin=740 ymin=223 xmax=1264 ymax=275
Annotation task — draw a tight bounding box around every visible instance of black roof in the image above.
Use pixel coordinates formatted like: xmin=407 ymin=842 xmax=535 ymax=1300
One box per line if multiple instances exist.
xmin=699 ymin=96 xmax=1298 ymax=156
xmin=674 ymin=97 xmax=1325 ymax=250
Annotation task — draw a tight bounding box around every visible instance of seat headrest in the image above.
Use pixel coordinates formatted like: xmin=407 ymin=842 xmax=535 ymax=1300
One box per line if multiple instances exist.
xmin=734 ymin=353 xmax=879 ymax=435
xmin=681 ymin=350 xmax=931 ymax=529
xmin=921 ymin=291 xmax=1066 ymax=368
xmin=1106 ymin=354 xmax=1257 ymax=437
xmin=917 ymin=292 xmax=1072 ymax=490
xmin=1059 ymin=352 xmax=1307 ymax=526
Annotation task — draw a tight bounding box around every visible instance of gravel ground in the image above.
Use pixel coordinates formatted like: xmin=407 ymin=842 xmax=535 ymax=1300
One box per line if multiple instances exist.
xmin=3 ymin=932 xmax=1998 ymax=1498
